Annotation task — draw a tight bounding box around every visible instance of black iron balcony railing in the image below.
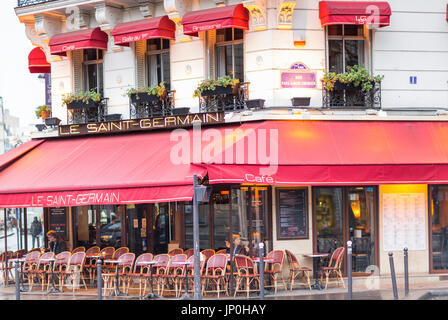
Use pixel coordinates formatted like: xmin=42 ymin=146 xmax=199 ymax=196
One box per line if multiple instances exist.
xmin=67 ymin=98 xmax=107 ymax=125
xmin=17 ymin=0 xmax=57 ymax=7
xmin=322 ymin=82 xmax=382 ymax=109
xmin=129 ymin=90 xmax=176 ymax=119
xmin=199 ymin=82 xmax=250 ymax=112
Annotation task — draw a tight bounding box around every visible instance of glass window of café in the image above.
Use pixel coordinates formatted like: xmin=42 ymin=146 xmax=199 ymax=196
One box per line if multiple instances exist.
xmin=430 ymin=185 xmax=448 ymax=271
xmin=313 ymin=186 xmax=378 ymax=274
xmin=83 ymin=49 xmax=104 ymax=96
xmin=327 ymin=25 xmax=367 ymax=73
xmin=73 ymin=205 xmax=125 ymax=249
xmin=147 ymin=38 xmax=170 ymax=89
xmin=215 ymin=28 xmax=244 ymax=81
xmin=183 ymin=186 xmax=271 ymax=255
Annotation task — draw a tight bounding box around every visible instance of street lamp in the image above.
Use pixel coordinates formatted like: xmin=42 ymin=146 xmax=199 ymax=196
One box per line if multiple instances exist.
xmin=192 ymin=175 xmax=211 ymax=300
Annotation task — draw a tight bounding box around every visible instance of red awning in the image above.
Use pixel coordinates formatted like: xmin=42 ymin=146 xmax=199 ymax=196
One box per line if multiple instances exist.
xmin=112 ymin=16 xmax=176 ymax=46
xmin=28 ymin=47 xmax=51 ymax=73
xmin=181 ymin=4 xmax=249 ymax=37
xmin=0 ymin=131 xmax=207 ymax=208
xmin=195 ymin=120 xmax=448 ymax=185
xmin=49 ymin=27 xmax=108 ymax=56
xmin=319 ymin=1 xmax=391 ymax=27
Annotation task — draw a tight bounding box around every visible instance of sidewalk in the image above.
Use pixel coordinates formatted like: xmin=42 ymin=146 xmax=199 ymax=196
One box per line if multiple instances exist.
xmin=1 ymin=278 xmax=448 ymax=300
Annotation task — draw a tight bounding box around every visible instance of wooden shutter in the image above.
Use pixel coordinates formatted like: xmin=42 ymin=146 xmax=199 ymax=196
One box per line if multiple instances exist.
xmin=71 ymin=50 xmax=83 ymax=93
xmin=135 ymin=40 xmax=147 ymax=88
xmin=207 ymin=30 xmax=216 ymax=79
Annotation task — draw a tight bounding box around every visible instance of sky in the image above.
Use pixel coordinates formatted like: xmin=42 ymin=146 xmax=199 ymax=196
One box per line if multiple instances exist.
xmin=0 ymin=0 xmax=45 ymax=127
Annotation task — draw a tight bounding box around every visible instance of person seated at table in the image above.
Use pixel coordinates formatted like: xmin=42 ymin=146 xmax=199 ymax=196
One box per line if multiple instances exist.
xmin=46 ymin=230 xmax=67 ymax=255
xmin=231 ymin=234 xmax=249 ymax=256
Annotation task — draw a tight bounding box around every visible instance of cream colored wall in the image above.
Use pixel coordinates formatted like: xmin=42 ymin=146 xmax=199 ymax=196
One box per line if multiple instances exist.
xmin=378 ymin=184 xmax=429 ymax=275
xmin=272 ymin=186 xmax=314 ymax=271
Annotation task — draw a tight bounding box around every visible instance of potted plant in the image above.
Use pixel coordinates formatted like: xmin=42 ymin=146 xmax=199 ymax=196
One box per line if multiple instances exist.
xmin=321 ymin=65 xmax=384 ymax=92
xmin=35 ymin=105 xmax=51 ymax=120
xmin=246 ymin=99 xmax=265 ymax=109
xmin=126 ymin=83 xmax=167 ymax=104
xmin=291 ymin=97 xmax=311 ymax=107
xmin=193 ymin=75 xmax=240 ymax=97
xmin=62 ymin=89 xmax=102 ymax=109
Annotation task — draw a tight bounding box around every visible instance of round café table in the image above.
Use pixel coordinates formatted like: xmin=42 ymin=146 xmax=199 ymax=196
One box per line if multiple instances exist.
xmin=302 ymin=253 xmax=329 ymax=290
xmin=104 ymin=259 xmax=127 ymax=296
xmin=136 ymin=261 xmax=161 ymax=299
xmin=172 ymin=261 xmax=193 ymax=300
xmin=252 ymin=257 xmax=275 ymax=295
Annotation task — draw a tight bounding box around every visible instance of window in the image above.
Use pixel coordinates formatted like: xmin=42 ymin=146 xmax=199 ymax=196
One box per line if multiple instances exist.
xmin=215 ymin=28 xmax=244 ymax=81
xmin=147 ymin=39 xmax=170 ymax=89
xmin=83 ymin=49 xmax=103 ymax=95
xmin=327 ymin=25 xmax=366 ymax=73
xmin=430 ymin=185 xmax=448 ymax=271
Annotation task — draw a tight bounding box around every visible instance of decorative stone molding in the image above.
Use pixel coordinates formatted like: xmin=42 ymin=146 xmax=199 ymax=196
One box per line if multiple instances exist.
xmin=138 ymin=0 xmax=155 ymax=18
xmin=34 ymin=14 xmax=63 ymax=40
xmin=164 ymin=0 xmax=193 ymax=42
xmin=94 ymin=3 xmax=123 ymax=31
xmin=65 ymin=7 xmax=91 ymax=31
xmin=214 ymin=0 xmax=227 ymax=6
xmin=243 ymin=0 xmax=267 ymax=31
xmin=24 ymin=21 xmax=61 ymax=62
xmin=277 ymin=0 xmax=296 ymax=29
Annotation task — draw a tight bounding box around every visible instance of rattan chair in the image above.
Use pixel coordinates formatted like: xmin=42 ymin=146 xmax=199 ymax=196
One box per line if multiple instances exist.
xmin=202 ymin=253 xmax=228 ymax=298
xmin=125 ymin=253 xmax=154 ymax=296
xmin=285 ymin=249 xmax=311 ymax=290
xmin=233 ymin=255 xmax=260 ymax=298
xmin=320 ymin=247 xmax=345 ymax=289
xmin=263 ymin=250 xmax=287 ymax=293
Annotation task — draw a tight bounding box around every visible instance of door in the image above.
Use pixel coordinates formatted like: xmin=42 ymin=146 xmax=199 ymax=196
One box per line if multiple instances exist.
xmin=126 ymin=204 xmax=148 ymax=256
xmin=153 ymin=203 xmax=170 ymax=254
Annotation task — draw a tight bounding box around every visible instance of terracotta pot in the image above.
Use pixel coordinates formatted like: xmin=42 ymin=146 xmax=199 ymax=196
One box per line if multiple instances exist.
xmin=41 ymin=110 xmax=51 ymax=120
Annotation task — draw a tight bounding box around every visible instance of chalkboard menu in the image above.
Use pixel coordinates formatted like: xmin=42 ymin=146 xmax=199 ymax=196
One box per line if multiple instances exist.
xmin=276 ymin=189 xmax=308 ymax=240
xmin=48 ymin=207 xmax=68 ymax=240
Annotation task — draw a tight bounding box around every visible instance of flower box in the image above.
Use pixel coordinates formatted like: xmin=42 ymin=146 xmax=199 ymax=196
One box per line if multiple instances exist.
xmin=66 ymin=100 xmax=98 ymax=109
xmin=246 ymin=99 xmax=265 ymax=109
xmin=44 ymin=117 xmax=61 ymax=126
xmin=130 ymin=92 xmax=161 ymax=104
xmin=291 ymin=97 xmax=311 ymax=107
xmin=171 ymin=107 xmax=190 ymax=115
xmin=200 ymin=85 xmax=235 ymax=96
xmin=105 ymin=114 xmax=122 ymax=121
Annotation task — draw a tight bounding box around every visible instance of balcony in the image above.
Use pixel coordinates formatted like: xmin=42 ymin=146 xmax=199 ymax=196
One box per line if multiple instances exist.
xmin=199 ymin=82 xmax=250 ymax=112
xmin=17 ymin=0 xmax=57 ymax=7
xmin=322 ymin=82 xmax=382 ymax=110
xmin=67 ymin=98 xmax=107 ymax=125
xmin=129 ymin=90 xmax=176 ymax=119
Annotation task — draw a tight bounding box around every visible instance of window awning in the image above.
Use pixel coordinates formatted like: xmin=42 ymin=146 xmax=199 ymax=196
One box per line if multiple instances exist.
xmin=0 ymin=132 xmax=206 ymax=208
xmin=319 ymin=1 xmax=392 ymax=27
xmin=49 ymin=27 xmax=108 ymax=56
xmin=181 ymin=4 xmax=249 ymax=37
xmin=28 ymin=47 xmax=51 ymax=73
xmin=111 ymin=16 xmax=176 ymax=46
xmin=195 ymin=120 xmax=448 ymax=185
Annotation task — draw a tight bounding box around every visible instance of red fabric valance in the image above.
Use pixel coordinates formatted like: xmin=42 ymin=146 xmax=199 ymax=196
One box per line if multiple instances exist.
xmin=28 ymin=47 xmax=51 ymax=73
xmin=49 ymin=27 xmax=108 ymax=56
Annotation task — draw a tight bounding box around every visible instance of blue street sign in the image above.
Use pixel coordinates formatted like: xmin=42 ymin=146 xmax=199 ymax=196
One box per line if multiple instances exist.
xmin=410 ymin=76 xmax=417 ymax=85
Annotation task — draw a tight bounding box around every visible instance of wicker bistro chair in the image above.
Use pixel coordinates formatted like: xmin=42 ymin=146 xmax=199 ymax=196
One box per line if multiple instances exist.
xmin=99 ymin=247 xmax=116 ymax=272
xmin=201 ymin=249 xmax=215 ymax=262
xmin=285 ymin=250 xmax=311 ymax=291
xmin=159 ymin=254 xmax=187 ymax=297
xmin=30 ymin=252 xmax=55 ymax=291
xmin=216 ymin=249 xmax=227 ymax=254
xmin=184 ymin=248 xmax=194 ymax=258
xmin=48 ymin=251 xmax=71 ymax=290
xmin=177 ymin=254 xmax=205 ymax=295
xmin=84 ymin=246 xmax=101 ymax=283
xmin=0 ymin=251 xmax=14 ymax=285
xmin=233 ymin=255 xmax=260 ymax=298
xmin=125 ymin=253 xmax=154 ymax=296
xmin=202 ymin=253 xmax=228 ymax=298
xmin=102 ymin=252 xmax=135 ymax=296
xmin=263 ymin=250 xmax=287 ymax=293
xmin=22 ymin=251 xmax=41 ymax=287
xmin=58 ymin=252 xmax=88 ymax=292
xmin=320 ymin=247 xmax=345 ymax=289
xmin=145 ymin=254 xmax=170 ymax=296
xmin=168 ymin=248 xmax=184 ymax=256
xmin=72 ymin=247 xmax=86 ymax=253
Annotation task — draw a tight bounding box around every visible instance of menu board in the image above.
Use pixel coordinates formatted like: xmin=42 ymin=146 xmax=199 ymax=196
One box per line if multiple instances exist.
xmin=49 ymin=207 xmax=68 ymax=240
xmin=382 ymin=193 xmax=426 ymax=251
xmin=276 ymin=189 xmax=308 ymax=239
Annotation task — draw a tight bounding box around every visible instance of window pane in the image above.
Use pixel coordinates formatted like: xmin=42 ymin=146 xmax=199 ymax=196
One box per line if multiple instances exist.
xmin=216 ymin=45 xmax=227 ymax=78
xmin=85 ymin=64 xmax=97 ymax=91
xmin=153 ymin=203 xmax=169 ymax=254
xmin=345 ymin=40 xmax=365 ymax=69
xmin=162 ymin=51 xmax=170 ymax=87
xmin=162 ymin=39 xmax=170 ymax=50
xmin=184 ymin=203 xmax=210 ymax=250
xmin=213 ymin=191 xmax=230 ymax=250
xmin=99 ymin=205 xmax=124 ymax=248
xmin=344 ymin=25 xmax=363 ymax=37
xmin=147 ymin=39 xmax=162 ymax=51
xmin=328 ymin=40 xmax=343 ymax=73
xmin=148 ymin=54 xmax=161 ymax=86
xmin=233 ymin=43 xmax=244 ymax=81
xmin=97 ymin=63 xmax=103 ymax=95
xmin=234 ymin=28 xmax=243 ymax=40
xmin=315 ymin=187 xmax=344 ymax=254
xmin=431 ymin=185 xmax=448 ymax=270
xmin=216 ymin=28 xmax=234 ymax=42
xmin=84 ymin=49 xmax=98 ymax=61
xmin=328 ymin=25 xmax=342 ymax=36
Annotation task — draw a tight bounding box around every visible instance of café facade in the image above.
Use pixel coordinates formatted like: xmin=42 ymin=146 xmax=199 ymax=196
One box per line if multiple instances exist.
xmin=10 ymin=0 xmax=448 ymax=277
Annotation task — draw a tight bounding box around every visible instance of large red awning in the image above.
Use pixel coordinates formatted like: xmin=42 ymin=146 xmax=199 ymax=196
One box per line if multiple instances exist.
xmin=319 ymin=1 xmax=391 ymax=27
xmin=196 ymin=120 xmax=448 ymax=185
xmin=49 ymin=27 xmax=108 ymax=56
xmin=28 ymin=47 xmax=51 ymax=73
xmin=112 ymin=16 xmax=176 ymax=46
xmin=181 ymin=4 xmax=249 ymax=37
xmin=0 ymin=131 xmax=207 ymax=208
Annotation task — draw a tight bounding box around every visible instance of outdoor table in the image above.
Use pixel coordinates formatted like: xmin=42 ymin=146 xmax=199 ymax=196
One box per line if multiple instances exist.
xmin=302 ymin=253 xmax=329 ymax=290
xmin=10 ymin=258 xmax=27 ymax=292
xmin=137 ymin=261 xmax=161 ymax=299
xmin=86 ymin=255 xmax=103 ymax=284
xmin=252 ymin=257 xmax=275 ymax=295
xmin=40 ymin=258 xmax=63 ymax=294
xmin=104 ymin=259 xmax=127 ymax=297
xmin=172 ymin=261 xmax=193 ymax=300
